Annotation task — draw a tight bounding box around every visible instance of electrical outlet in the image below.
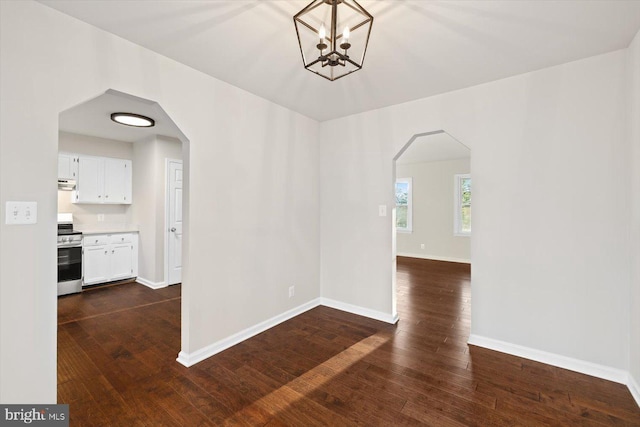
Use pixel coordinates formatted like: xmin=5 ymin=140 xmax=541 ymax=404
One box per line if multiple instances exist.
xmin=288 ymin=286 xmax=295 ymax=298
xmin=420 ymin=243 xmax=425 ymax=250
xmin=97 ymin=214 xmax=105 ymax=222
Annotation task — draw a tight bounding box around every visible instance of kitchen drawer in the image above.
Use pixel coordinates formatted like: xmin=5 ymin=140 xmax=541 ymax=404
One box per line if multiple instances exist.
xmin=110 ymin=233 xmax=132 ymax=244
xmin=84 ymin=235 xmax=108 ymax=246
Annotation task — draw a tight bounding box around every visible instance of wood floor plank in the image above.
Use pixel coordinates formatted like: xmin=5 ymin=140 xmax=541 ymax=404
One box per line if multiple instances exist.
xmin=167 ymin=375 xmax=240 ymax=425
xmin=401 ymin=400 xmax=468 ymax=427
xmin=58 ymin=261 xmax=640 ymax=425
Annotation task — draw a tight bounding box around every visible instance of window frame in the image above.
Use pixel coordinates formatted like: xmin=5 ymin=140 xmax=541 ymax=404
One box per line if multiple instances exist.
xmin=454 ymin=174 xmax=471 ymax=237
xmin=395 ymin=177 xmax=413 ymax=233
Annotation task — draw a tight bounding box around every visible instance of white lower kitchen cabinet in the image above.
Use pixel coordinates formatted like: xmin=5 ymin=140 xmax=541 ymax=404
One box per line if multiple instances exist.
xmin=83 ymin=244 xmax=110 ymax=284
xmin=83 ymin=233 xmax=138 ymax=286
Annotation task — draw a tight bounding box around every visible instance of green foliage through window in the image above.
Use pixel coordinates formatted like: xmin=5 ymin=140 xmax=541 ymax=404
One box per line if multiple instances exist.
xmin=456 ymin=175 xmax=471 ymax=235
xmin=396 ymin=179 xmax=411 ymax=231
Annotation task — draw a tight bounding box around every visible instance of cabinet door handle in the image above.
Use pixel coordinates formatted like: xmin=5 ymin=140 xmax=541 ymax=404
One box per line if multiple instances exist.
xmin=104 ymin=251 xmax=107 ymax=254
xmin=112 ymin=250 xmax=115 ymax=254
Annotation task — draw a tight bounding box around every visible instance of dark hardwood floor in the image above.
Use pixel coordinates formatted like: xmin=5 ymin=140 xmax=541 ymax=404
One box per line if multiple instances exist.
xmin=58 ymin=258 xmax=640 ymax=426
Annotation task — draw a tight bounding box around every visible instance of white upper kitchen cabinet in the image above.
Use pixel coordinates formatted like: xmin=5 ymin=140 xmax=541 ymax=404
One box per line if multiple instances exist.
xmin=104 ymin=158 xmax=132 ymax=204
xmin=57 ymin=153 xmax=79 ymax=180
xmin=73 ymin=155 xmax=132 ymax=204
xmin=75 ymin=155 xmax=103 ymax=203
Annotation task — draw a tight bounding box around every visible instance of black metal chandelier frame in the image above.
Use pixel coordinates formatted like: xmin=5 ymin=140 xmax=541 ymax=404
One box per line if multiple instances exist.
xmin=294 ymin=0 xmax=373 ymax=81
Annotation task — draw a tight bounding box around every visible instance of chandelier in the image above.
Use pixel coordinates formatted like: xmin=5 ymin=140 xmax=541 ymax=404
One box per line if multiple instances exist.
xmin=294 ymin=0 xmax=373 ymax=81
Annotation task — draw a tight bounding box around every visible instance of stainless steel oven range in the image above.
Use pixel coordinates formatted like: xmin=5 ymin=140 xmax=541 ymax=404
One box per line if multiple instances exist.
xmin=57 ymin=213 xmax=82 ymax=296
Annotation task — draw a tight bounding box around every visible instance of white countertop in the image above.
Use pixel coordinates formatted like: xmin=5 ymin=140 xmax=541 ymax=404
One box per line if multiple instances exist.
xmin=75 ymin=225 xmax=139 ymax=235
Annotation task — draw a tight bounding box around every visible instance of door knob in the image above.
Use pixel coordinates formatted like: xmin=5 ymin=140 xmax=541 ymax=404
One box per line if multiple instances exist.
xmin=170 ymin=227 xmax=176 ymax=232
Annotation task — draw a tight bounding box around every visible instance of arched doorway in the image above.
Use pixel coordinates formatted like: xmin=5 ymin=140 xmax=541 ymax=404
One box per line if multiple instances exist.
xmin=56 ymin=89 xmax=190 ymax=402
xmin=391 ymin=130 xmax=471 ymax=326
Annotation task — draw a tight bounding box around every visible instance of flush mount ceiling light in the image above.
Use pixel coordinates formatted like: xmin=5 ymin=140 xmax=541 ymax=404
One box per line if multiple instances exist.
xmin=294 ymin=0 xmax=373 ymax=81
xmin=110 ymin=112 xmax=155 ymax=127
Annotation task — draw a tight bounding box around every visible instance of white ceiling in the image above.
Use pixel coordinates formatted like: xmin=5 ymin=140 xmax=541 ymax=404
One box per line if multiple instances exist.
xmin=59 ymin=89 xmax=187 ymax=142
xmin=396 ymin=132 xmax=469 ymax=165
xmin=39 ymin=1 xmax=640 ymax=122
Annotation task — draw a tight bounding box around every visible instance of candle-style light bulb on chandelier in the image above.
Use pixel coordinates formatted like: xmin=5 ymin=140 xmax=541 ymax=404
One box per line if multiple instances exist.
xmin=294 ymin=0 xmax=373 ymax=81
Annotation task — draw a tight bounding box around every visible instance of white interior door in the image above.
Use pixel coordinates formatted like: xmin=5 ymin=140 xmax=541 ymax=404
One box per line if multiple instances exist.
xmin=167 ymin=160 xmax=183 ymax=285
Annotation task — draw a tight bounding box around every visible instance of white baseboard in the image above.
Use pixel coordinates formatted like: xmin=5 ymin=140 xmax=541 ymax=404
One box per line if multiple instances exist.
xmin=396 ymin=252 xmax=470 ymax=264
xmin=136 ymin=277 xmax=167 ymax=290
xmin=628 ymin=373 xmax=640 ymax=408
xmin=176 ymin=297 xmax=400 ymax=367
xmin=177 ymin=298 xmax=322 ymax=367
xmin=469 ymin=335 xmax=640 ymax=408
xmin=468 ymin=334 xmax=629 ymax=384
xmin=320 ymin=297 xmax=399 ymax=324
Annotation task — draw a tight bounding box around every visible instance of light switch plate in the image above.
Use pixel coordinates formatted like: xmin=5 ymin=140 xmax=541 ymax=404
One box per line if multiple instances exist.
xmin=5 ymin=201 xmax=21 ymax=224
xmin=5 ymin=201 xmax=37 ymax=225
xmin=23 ymin=202 xmax=37 ymax=224
xmin=378 ymin=205 xmax=387 ymax=217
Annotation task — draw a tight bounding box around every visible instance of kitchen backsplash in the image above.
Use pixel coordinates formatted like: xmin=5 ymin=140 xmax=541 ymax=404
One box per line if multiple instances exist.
xmin=58 ymin=190 xmax=132 ymax=225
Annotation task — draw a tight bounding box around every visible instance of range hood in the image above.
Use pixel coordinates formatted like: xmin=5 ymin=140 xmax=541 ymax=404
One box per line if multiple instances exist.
xmin=58 ymin=179 xmax=76 ymax=191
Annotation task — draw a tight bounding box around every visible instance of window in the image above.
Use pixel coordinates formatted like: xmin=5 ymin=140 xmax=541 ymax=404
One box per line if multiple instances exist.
xmin=454 ymin=174 xmax=471 ymax=236
xmin=396 ymin=178 xmax=412 ymax=232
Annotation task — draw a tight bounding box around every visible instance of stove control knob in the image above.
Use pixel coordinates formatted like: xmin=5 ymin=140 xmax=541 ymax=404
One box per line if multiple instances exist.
xmin=63 ymin=237 xmax=69 ymax=243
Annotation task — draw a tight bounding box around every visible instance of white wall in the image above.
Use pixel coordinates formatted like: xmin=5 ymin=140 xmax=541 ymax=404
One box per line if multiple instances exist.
xmin=58 ymin=131 xmax=133 ymax=226
xmin=629 ymin=28 xmax=640 ymax=395
xmin=59 ymin=131 xmax=133 ymax=159
xmin=0 ymin=1 xmax=319 ymax=403
xmin=320 ymin=50 xmax=630 ymax=371
xmin=131 ymin=135 xmax=182 ymax=285
xmin=396 ymin=158 xmax=470 ymax=262
xmin=2 ymin=0 xmax=637 ymax=406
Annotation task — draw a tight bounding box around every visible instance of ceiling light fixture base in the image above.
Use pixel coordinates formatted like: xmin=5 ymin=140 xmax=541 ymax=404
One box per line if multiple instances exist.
xmin=110 ymin=112 xmax=155 ymax=128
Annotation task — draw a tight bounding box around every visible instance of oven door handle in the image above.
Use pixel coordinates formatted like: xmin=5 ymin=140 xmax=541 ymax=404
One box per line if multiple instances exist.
xmin=58 ymin=243 xmax=82 ymax=249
